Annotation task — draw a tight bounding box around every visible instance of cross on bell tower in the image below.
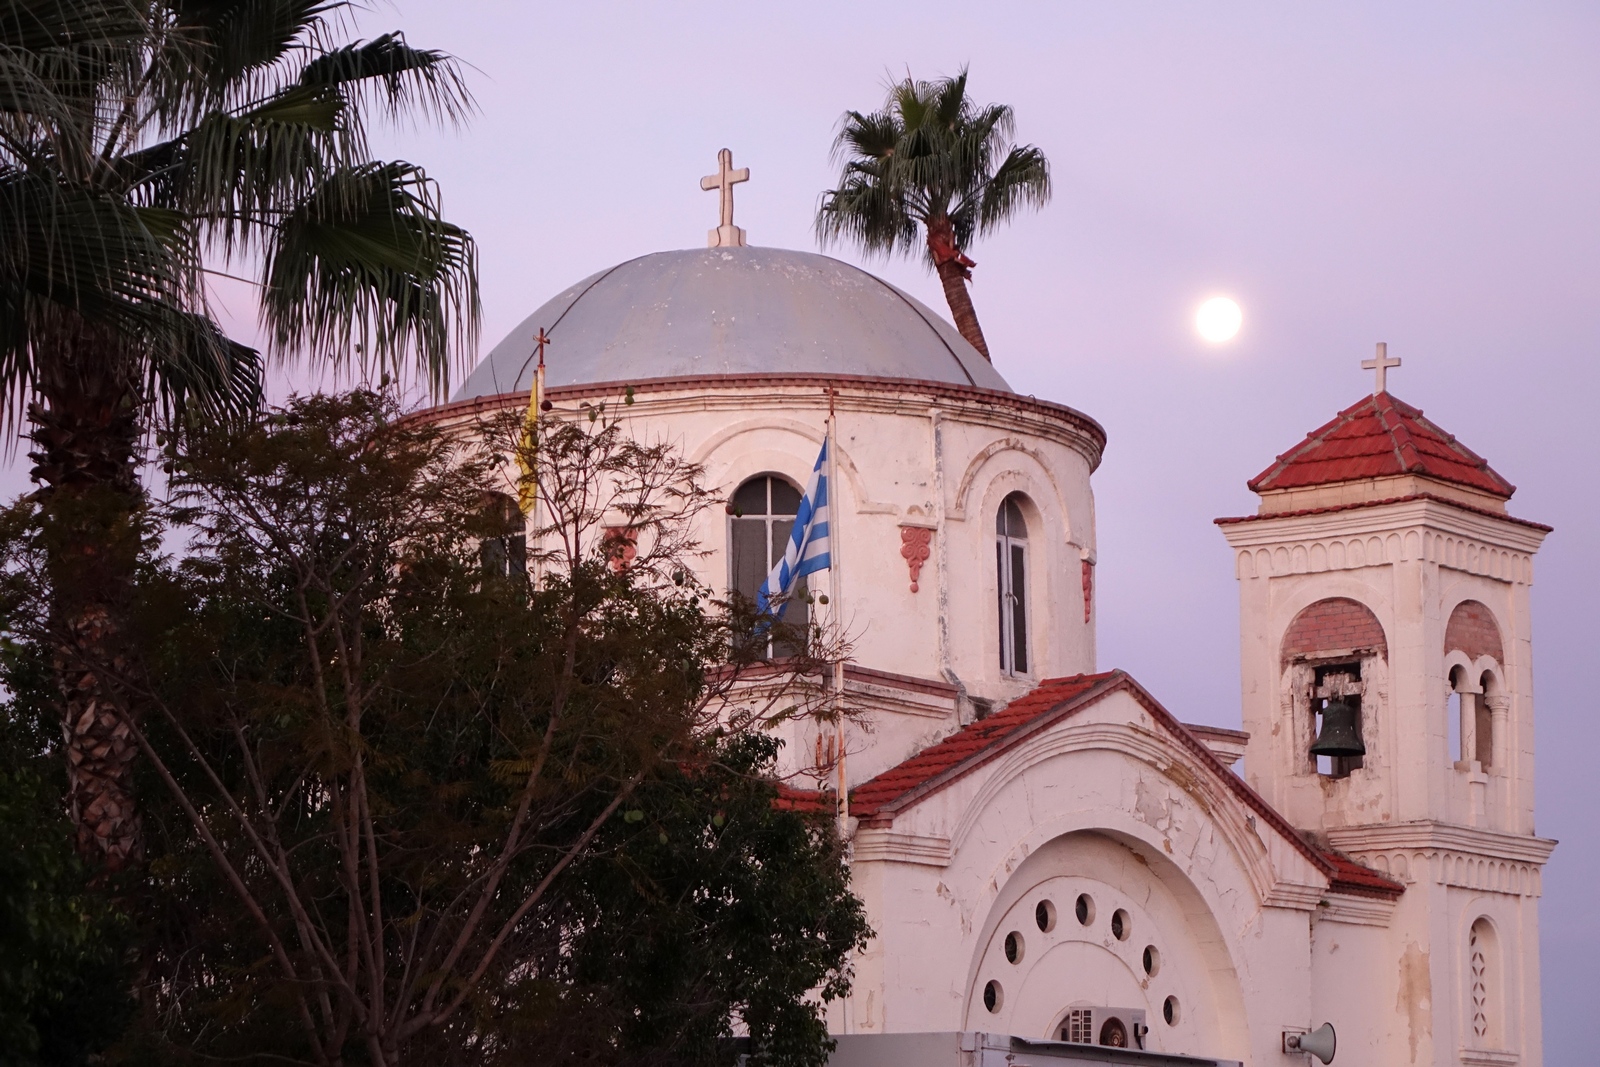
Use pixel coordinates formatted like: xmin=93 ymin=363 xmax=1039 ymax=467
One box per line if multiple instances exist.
xmin=1361 ymin=341 xmax=1402 ymax=395
xmin=700 ymin=147 xmax=749 ymax=248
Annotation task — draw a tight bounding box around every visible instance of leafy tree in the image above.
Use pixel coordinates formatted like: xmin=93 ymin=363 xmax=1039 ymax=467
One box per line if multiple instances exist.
xmin=816 ymin=69 xmax=1050 ymax=361
xmin=1 ymin=390 xmax=863 ymax=1066
xmin=0 ymin=599 xmax=134 ymax=1066
xmin=0 ymin=0 xmax=479 ymax=869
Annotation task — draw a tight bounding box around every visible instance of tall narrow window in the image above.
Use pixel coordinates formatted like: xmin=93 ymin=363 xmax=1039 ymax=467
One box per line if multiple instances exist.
xmin=1468 ymin=917 xmax=1499 ymax=1047
xmin=729 ymin=475 xmax=808 ymax=654
xmin=996 ymin=494 xmax=1029 ymax=675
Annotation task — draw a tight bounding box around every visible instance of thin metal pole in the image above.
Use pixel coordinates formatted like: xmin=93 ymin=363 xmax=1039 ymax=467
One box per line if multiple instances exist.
xmin=827 ymin=389 xmax=847 ymax=833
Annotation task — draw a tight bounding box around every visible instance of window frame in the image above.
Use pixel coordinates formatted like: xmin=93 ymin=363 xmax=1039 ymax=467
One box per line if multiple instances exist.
xmin=728 ymin=473 xmax=809 ymax=655
xmin=996 ymin=493 xmax=1032 ymax=677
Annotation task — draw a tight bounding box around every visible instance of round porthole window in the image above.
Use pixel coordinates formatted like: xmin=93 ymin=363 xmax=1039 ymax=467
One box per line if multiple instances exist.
xmin=984 ymin=980 xmax=1004 ymax=1013
xmin=1111 ymin=908 xmax=1130 ymax=941
xmin=1143 ymin=945 xmax=1161 ymax=976
xmin=1163 ymin=995 xmax=1181 ymax=1026
xmin=1036 ymin=899 xmax=1056 ymax=932
xmin=1004 ymin=931 xmax=1024 ymax=964
xmin=1075 ymin=893 xmax=1095 ymax=926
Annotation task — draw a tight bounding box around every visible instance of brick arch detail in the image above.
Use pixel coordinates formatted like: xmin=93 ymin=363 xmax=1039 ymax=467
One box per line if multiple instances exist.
xmin=1281 ymin=597 xmax=1388 ymax=663
xmin=1445 ymin=600 xmax=1504 ymax=663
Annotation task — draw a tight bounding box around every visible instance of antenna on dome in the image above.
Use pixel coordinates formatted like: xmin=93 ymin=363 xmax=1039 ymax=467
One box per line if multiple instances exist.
xmin=1361 ymin=342 xmax=1401 ymax=395
xmin=700 ymin=148 xmax=750 ymax=248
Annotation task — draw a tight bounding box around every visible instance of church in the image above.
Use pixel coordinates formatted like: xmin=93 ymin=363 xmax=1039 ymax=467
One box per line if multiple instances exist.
xmin=425 ymin=156 xmax=1553 ymax=1067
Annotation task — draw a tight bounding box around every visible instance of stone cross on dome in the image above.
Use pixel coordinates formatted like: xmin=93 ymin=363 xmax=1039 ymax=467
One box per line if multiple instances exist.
xmin=1362 ymin=341 xmax=1401 ymax=394
xmin=701 ymin=147 xmax=749 ymax=248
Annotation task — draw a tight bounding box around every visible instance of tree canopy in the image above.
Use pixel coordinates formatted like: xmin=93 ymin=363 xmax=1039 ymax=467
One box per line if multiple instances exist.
xmin=0 ymin=390 xmax=868 ymax=1066
xmin=816 ymin=69 xmax=1050 ymax=360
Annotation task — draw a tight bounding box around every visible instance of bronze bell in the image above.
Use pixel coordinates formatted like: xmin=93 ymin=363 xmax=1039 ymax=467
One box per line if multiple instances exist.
xmin=1310 ymin=697 xmax=1366 ymax=758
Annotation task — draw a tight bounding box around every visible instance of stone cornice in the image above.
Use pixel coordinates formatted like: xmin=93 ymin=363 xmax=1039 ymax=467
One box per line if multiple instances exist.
xmin=1326 ymin=822 xmax=1557 ymax=865
xmin=412 ymin=373 xmax=1108 ymax=472
xmin=852 ymin=829 xmax=953 ymax=867
xmin=1317 ymin=890 xmax=1399 ymax=927
xmin=1216 ymin=495 xmax=1551 ymax=549
xmin=1218 ymin=498 xmax=1545 ymax=585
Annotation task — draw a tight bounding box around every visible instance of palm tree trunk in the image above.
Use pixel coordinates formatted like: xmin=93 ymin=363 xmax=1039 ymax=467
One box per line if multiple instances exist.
xmin=926 ymin=216 xmax=991 ymax=361
xmin=28 ymin=331 xmax=145 ymax=871
xmin=934 ymin=258 xmax=990 ymax=361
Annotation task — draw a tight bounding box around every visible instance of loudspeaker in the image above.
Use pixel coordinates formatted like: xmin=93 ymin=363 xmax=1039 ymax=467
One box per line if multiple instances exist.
xmin=1284 ymin=1022 xmax=1337 ymax=1064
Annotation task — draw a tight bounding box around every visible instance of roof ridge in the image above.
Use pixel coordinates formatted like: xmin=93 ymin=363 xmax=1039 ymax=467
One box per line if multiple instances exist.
xmin=1248 ymin=391 xmax=1514 ymax=499
xmin=848 ymin=670 xmax=1359 ymax=885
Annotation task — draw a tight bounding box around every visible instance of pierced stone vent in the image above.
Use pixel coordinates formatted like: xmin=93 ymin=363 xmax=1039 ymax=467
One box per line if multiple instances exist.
xmin=1282 ymin=597 xmax=1387 ymax=662
xmin=1446 ymin=600 xmax=1504 ymax=662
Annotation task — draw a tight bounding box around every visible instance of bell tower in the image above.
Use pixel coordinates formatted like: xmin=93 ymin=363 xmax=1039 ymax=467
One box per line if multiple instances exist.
xmin=1217 ymin=348 xmax=1555 ymax=1066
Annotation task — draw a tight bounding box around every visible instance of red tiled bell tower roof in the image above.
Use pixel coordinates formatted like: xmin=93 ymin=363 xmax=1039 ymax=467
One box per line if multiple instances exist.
xmin=1249 ymin=391 xmax=1514 ymax=499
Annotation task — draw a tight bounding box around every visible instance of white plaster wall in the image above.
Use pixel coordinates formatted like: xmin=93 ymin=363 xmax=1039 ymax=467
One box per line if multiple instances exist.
xmin=843 ymin=689 xmax=1330 ymax=1066
xmin=1222 ymin=495 xmax=1552 ymax=1066
xmin=433 ymin=379 xmax=1103 ymax=788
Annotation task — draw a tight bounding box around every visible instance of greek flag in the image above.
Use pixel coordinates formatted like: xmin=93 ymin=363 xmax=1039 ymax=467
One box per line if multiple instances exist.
xmin=757 ymin=436 xmax=831 ymax=621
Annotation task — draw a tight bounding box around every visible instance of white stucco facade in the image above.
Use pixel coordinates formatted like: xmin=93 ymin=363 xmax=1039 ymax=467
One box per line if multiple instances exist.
xmin=426 ymin=243 xmax=1554 ymax=1066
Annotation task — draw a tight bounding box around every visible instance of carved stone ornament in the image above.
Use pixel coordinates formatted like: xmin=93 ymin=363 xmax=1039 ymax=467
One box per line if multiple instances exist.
xmin=899 ymin=525 xmax=933 ymax=593
xmin=1081 ymin=558 xmax=1094 ymax=623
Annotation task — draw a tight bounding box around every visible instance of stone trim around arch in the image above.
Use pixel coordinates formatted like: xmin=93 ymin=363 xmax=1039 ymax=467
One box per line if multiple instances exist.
xmin=1446 ymin=600 xmax=1505 ymax=663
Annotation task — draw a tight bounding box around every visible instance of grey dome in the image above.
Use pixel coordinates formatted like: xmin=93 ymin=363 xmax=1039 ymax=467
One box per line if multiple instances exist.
xmin=453 ymin=247 xmax=1010 ymax=400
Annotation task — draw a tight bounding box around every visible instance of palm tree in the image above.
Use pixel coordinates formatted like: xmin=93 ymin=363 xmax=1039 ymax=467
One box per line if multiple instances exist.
xmin=1 ymin=0 xmax=479 ymax=869
xmin=816 ymin=69 xmax=1050 ymax=361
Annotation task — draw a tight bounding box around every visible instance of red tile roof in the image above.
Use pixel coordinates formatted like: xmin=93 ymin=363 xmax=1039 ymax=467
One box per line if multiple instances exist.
xmin=1249 ymin=392 xmax=1514 ymax=499
xmin=1318 ymin=847 xmax=1406 ymax=898
xmin=849 ymin=672 xmax=1120 ymax=818
xmin=773 ymin=783 xmax=831 ymax=814
xmin=847 ymin=670 xmax=1406 ymax=900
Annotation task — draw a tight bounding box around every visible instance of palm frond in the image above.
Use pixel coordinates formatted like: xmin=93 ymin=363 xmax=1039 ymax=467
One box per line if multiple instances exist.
xmin=974 ymin=144 xmax=1050 ymax=235
xmin=152 ymin=0 xmax=338 ymax=121
xmin=0 ymin=167 xmax=240 ymax=429
xmin=261 ymin=160 xmax=478 ymax=396
xmin=132 ymin=83 xmax=345 ymax=251
xmin=815 ymin=67 xmax=1049 ymax=271
xmin=296 ymin=32 xmax=472 ymax=128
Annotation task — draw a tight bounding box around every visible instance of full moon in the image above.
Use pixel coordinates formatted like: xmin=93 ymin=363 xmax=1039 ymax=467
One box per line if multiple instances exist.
xmin=1196 ymin=296 xmax=1243 ymax=343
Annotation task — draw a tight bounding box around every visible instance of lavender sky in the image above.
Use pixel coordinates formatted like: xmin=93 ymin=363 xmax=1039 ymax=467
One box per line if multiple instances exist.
xmin=8 ymin=0 xmax=1598 ymax=1055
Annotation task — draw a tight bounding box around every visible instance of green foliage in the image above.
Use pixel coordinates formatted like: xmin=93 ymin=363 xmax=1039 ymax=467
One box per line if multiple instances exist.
xmin=0 ymin=638 xmax=133 ymax=1067
xmin=0 ymin=390 xmax=859 ymax=1066
xmin=560 ymin=732 xmax=868 ymax=1067
xmin=815 ymin=68 xmax=1051 ymax=267
xmin=1 ymin=0 xmax=481 ymax=425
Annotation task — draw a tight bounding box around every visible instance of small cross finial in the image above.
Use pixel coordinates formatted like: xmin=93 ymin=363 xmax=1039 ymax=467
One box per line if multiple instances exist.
xmin=1361 ymin=341 xmax=1401 ymax=394
xmin=700 ymin=147 xmax=750 ymax=248
xmin=534 ymin=327 xmax=551 ymax=369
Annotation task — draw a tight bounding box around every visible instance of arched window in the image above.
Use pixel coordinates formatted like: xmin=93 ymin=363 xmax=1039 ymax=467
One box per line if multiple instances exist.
xmin=480 ymin=493 xmax=527 ymax=578
xmin=1468 ymin=917 xmax=1500 ymax=1047
xmin=996 ymin=494 xmax=1029 ymax=675
xmin=729 ymin=474 xmax=808 ymax=650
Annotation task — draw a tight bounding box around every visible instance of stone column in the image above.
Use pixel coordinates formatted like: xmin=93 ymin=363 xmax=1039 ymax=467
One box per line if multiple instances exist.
xmin=1486 ymin=694 xmax=1511 ymax=774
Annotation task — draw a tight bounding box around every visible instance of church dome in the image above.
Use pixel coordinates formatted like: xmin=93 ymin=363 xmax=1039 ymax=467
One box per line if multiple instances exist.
xmin=453 ymin=246 xmax=1010 ymax=400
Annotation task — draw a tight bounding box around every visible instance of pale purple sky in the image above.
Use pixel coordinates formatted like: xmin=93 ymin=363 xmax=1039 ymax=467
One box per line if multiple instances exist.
xmin=9 ymin=0 xmax=1599 ymax=1053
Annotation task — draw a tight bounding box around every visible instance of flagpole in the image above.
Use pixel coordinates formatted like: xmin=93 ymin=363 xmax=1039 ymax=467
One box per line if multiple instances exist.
xmin=519 ymin=329 xmax=550 ymax=586
xmin=827 ymin=389 xmax=847 ymax=834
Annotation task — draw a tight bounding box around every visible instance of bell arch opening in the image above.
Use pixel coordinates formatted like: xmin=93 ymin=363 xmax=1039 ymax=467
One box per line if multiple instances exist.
xmin=1280 ymin=598 xmax=1387 ymax=780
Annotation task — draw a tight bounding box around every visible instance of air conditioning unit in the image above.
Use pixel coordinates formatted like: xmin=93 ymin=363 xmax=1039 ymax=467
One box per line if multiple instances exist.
xmin=1058 ymin=1006 xmax=1149 ymax=1050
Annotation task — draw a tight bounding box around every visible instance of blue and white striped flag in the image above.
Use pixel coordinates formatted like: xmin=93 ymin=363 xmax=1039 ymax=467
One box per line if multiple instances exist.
xmin=757 ymin=436 xmax=831 ymax=622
